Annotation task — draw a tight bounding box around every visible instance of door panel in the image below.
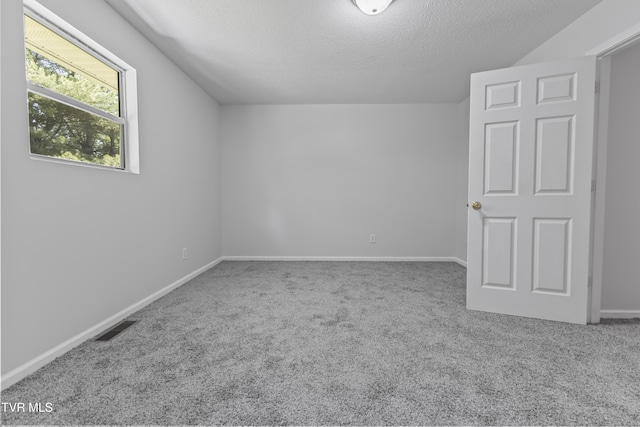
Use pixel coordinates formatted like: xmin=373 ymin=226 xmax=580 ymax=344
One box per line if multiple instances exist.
xmin=467 ymin=57 xmax=596 ymax=324
xmin=485 ymin=81 xmax=521 ymax=110
xmin=537 ymin=73 xmax=576 ymax=104
xmin=482 ymin=217 xmax=516 ymax=289
xmin=532 ymin=218 xmax=571 ymax=294
xmin=535 ymin=116 xmax=574 ymax=193
xmin=484 ymin=122 xmax=519 ymax=194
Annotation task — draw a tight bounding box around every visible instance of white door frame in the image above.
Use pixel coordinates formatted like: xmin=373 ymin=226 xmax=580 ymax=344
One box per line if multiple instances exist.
xmin=587 ymin=24 xmax=640 ymax=323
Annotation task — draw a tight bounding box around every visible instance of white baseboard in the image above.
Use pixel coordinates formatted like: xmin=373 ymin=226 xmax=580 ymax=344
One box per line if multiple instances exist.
xmin=600 ymin=309 xmax=640 ymax=319
xmin=452 ymin=257 xmax=467 ymax=267
xmin=1 ymin=257 xmax=224 ymax=391
xmin=223 ymin=256 xmax=464 ymax=263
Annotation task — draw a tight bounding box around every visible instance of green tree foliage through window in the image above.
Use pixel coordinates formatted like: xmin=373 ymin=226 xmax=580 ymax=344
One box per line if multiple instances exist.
xmin=26 ymin=49 xmax=120 ymax=116
xmin=26 ymin=49 xmax=122 ymax=167
xmin=25 ymin=9 xmax=125 ymax=169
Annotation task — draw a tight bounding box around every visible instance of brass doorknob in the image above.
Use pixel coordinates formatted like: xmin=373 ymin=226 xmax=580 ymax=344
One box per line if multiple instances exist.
xmin=471 ymin=201 xmax=482 ymax=210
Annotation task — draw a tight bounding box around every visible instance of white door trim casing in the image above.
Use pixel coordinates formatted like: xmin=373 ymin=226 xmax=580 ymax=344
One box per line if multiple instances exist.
xmin=589 ymin=56 xmax=610 ymax=324
xmin=586 ymin=22 xmax=640 ymax=57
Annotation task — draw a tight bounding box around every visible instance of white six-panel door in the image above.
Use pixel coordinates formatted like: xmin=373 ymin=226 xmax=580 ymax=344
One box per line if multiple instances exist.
xmin=467 ymin=57 xmax=596 ymax=324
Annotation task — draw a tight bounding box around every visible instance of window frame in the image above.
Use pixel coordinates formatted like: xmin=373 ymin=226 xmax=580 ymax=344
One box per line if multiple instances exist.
xmin=23 ymin=0 xmax=140 ymax=174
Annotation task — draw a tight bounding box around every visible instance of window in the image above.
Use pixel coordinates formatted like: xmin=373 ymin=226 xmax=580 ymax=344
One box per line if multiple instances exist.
xmin=24 ymin=0 xmax=139 ymax=172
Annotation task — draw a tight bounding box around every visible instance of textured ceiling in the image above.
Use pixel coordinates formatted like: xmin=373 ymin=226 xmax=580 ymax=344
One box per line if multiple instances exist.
xmin=106 ymin=0 xmax=601 ymax=104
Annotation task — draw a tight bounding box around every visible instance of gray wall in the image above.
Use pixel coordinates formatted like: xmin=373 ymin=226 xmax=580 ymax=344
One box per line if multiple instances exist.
xmin=1 ymin=0 xmax=223 ymax=375
xmin=220 ymin=104 xmax=461 ymax=259
xmin=600 ymin=42 xmax=640 ymax=314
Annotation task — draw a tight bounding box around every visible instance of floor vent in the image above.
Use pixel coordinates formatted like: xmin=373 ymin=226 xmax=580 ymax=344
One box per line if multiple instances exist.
xmin=95 ymin=320 xmax=137 ymax=341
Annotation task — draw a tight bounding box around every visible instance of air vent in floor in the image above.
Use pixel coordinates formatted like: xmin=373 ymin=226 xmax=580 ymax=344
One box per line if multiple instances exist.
xmin=95 ymin=320 xmax=137 ymax=341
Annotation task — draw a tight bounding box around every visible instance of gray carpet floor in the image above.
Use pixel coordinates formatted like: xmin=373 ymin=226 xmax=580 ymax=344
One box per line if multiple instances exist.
xmin=1 ymin=261 xmax=639 ymax=426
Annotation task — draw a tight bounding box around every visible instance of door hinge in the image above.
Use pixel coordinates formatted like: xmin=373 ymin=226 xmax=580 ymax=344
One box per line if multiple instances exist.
xmin=591 ymin=180 xmax=597 ymax=192
xmin=588 ymin=276 xmax=593 ymax=289
xmin=595 ymin=81 xmax=600 ymax=94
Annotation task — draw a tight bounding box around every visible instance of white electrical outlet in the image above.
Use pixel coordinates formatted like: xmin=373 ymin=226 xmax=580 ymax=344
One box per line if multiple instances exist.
xmin=182 ymin=248 xmax=188 ymax=260
xmin=370 ymin=234 xmax=376 ymax=243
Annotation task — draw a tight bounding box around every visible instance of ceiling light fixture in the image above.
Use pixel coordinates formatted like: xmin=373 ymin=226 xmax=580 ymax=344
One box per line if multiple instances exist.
xmin=351 ymin=0 xmax=395 ymax=15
